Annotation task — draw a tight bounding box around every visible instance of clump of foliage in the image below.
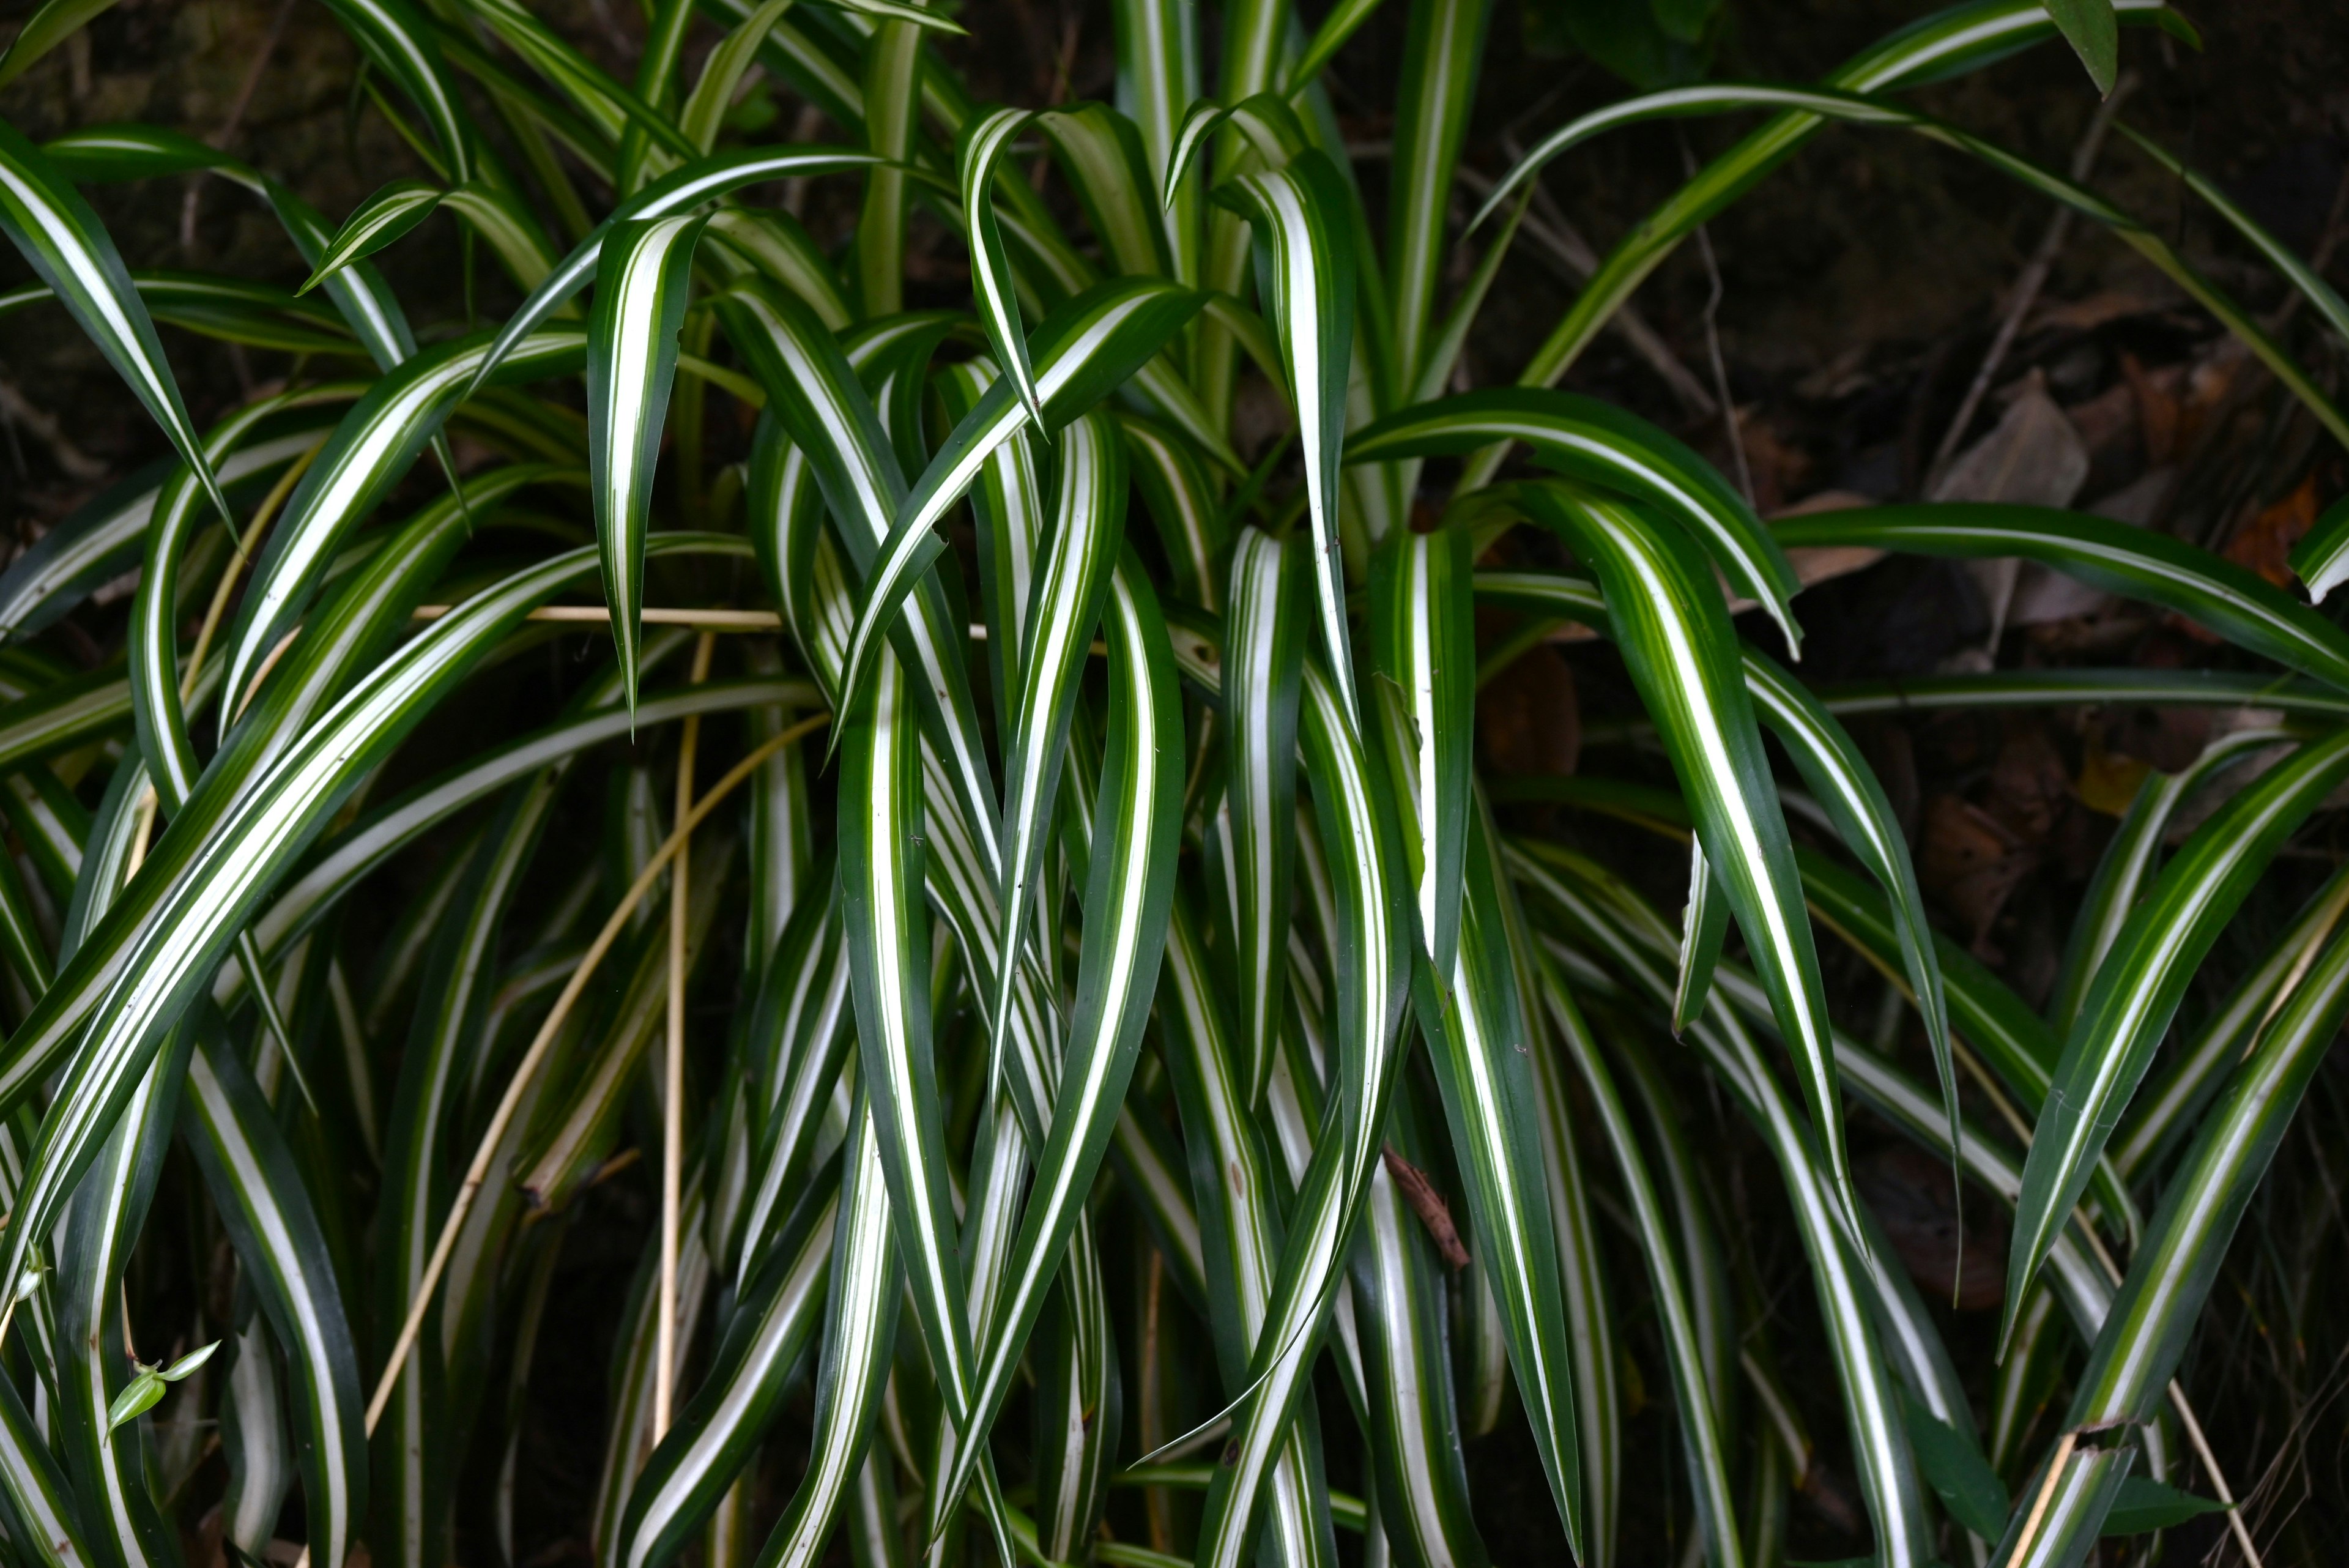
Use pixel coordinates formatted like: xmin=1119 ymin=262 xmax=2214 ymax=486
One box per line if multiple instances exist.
xmin=0 ymin=0 xmax=2342 ymax=1566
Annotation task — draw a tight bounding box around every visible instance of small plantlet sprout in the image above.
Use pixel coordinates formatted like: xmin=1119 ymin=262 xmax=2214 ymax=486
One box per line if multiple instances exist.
xmin=105 ymin=1339 xmax=220 ymax=1434
xmin=7 ymin=1260 xmax=45 ymax=1308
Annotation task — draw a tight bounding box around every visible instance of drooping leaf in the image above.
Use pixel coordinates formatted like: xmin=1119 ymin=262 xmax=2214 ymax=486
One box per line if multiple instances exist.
xmin=587 ymin=215 xmax=709 ymax=708
xmin=0 ymin=119 xmax=232 ymax=525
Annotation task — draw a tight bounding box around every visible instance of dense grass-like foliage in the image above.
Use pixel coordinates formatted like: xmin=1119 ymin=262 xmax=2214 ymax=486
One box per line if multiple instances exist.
xmin=0 ymin=0 xmax=2343 ymax=1565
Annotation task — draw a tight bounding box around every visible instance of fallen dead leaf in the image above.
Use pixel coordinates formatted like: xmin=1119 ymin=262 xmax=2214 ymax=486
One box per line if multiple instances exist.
xmin=1856 ymin=1143 xmax=2008 ymax=1311
xmin=1922 ymin=793 xmax=2036 ymax=957
xmin=1480 ymin=642 xmax=1580 ymax=776
xmin=2222 ymin=472 xmax=2321 ymax=587
xmin=2076 ymin=729 xmax=2153 ymax=816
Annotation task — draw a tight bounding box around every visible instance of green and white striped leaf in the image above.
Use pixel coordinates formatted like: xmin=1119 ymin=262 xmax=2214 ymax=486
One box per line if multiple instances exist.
xmin=470 ymin=146 xmax=888 ymax=395
xmin=298 ymin=179 xmax=447 ymax=294
xmin=58 ymin=1020 xmax=195 ymax=1568
xmin=752 ymin=1100 xmax=904 ymax=1566
xmin=1409 ymin=799 xmax=1585 ymax=1548
xmin=183 ymin=1028 xmax=368 ymax=1568
xmin=1487 ymin=0 xmax=2192 ymax=409
xmin=0 ymin=537 xmax=748 ymax=1285
xmin=2288 ymin=492 xmax=2349 ymax=603
xmin=221 ymin=327 xmax=588 ymax=716
xmin=1350 ymin=1093 xmax=1491 ymax=1568
xmin=2006 ymin=729 xmax=2349 ymax=1343
xmin=1190 ymin=658 xmax=1414 ymax=1568
xmin=1776 ymin=503 xmax=2349 ymax=693
xmin=1370 ymin=524 xmax=1475 ymax=974
xmin=617 ymin=1169 xmax=841 ymax=1568
xmin=2065 ymin=916 xmax=2349 ymax=1443
xmin=587 ymin=214 xmax=709 ymax=708
xmin=1222 ymin=526 xmax=1307 ymax=1101
xmin=958 ymin=106 xmax=1046 ymax=429
xmin=1523 ymin=487 xmax=1856 ymax=1226
xmin=929 ymin=557 xmax=1185 ymax=1527
xmin=829 ymin=277 xmax=1204 ymax=736
xmin=0 ymin=119 xmax=231 ymax=525
xmin=836 ymin=645 xmax=988 ymax=1481
xmin=1359 ymin=395 xmax=1803 ymax=652
xmin=985 ymin=409 xmax=1125 ymax=1073
xmin=317 ymin=0 xmax=477 ymax=182
xmin=718 ymin=278 xmax=1001 ymax=870
xmin=1532 ymin=950 xmax=1739 ymax=1568
xmin=1212 ymin=149 xmax=1359 ymax=715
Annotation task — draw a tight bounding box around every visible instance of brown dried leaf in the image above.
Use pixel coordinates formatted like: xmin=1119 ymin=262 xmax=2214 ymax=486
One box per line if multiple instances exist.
xmin=1381 ymin=1147 xmax=1470 ymax=1269
xmin=1856 ymin=1143 xmax=2007 ymax=1311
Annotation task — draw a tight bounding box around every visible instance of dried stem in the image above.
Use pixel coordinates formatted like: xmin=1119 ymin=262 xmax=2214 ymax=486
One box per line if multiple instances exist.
xmin=653 ymin=633 xmax=716 ymax=1441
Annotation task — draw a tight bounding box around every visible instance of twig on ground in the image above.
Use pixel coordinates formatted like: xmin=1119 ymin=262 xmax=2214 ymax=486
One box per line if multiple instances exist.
xmin=1926 ymin=72 xmax=2139 ymax=489
xmin=180 ymin=0 xmax=296 ymax=251
xmin=0 ymin=375 xmax=106 ymax=481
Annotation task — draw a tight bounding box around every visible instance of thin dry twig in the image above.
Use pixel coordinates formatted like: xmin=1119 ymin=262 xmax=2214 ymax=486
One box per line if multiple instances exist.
xmin=357 ymin=712 xmax=829 ymax=1446
xmin=653 ymin=631 xmax=716 ymax=1441
xmin=181 ymin=0 xmax=297 ymax=251
xmin=1926 ymin=73 xmax=2139 ymax=489
xmin=0 ymin=376 xmax=106 ymax=481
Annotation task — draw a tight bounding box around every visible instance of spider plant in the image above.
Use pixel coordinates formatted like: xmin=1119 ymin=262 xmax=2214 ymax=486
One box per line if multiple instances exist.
xmin=0 ymin=0 xmax=2340 ymax=1565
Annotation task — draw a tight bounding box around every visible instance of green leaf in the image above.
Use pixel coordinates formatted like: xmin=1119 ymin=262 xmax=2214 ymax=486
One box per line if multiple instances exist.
xmin=0 ymin=0 xmax=122 ymax=86
xmin=1357 ymin=393 xmax=1803 ymax=652
xmin=959 ymin=107 xmax=1047 ymax=429
xmin=1370 ymin=524 xmax=1476 ymax=975
xmin=1523 ymin=486 xmax=1857 ymax=1230
xmin=1154 ymin=890 xmax=1334 ymax=1568
xmin=1037 ymin=102 xmax=1179 ymax=280
xmin=2101 ymin=1477 xmax=2230 ymax=1536
xmin=2116 ymin=862 xmax=2349 ymax=1180
xmin=587 ymin=214 xmax=709 ymax=709
xmin=59 ymin=1019 xmax=196 ymax=1565
xmin=0 ymin=119 xmax=232 ymax=527
xmin=179 ymin=1023 xmax=363 ymax=1568
xmin=836 ymin=643 xmax=990 ymax=1472
xmin=2006 ymin=729 xmax=2349 ymax=1345
xmin=316 ymin=0 xmax=478 ymax=182
xmin=1672 ymin=844 xmax=1729 ymax=1033
xmin=1776 ymin=504 xmax=2349 ymax=694
xmin=719 ymin=280 xmax=1004 ymax=877
xmin=0 ymin=1312 xmax=100 ymax=1566
xmin=2290 ymin=493 xmax=2349 ymax=603
xmin=1529 ymin=948 xmax=1735 ymax=1568
xmin=616 ymin=1166 xmax=842 ymax=1568
xmin=829 ymin=277 xmax=1204 ymax=740
xmin=1190 ymin=658 xmax=1414 ymax=1568
xmin=1384 ymin=0 xmax=1490 ymax=392
xmin=221 ymin=327 xmax=589 ymax=717
xmin=754 ymin=1100 xmax=905 ymax=1562
xmin=0 ymin=537 xmax=748 ymax=1295
xmin=985 ymin=408 xmax=1125 ymax=1079
xmin=2067 ymin=915 xmax=2349 ymax=1441
xmin=1409 ymin=800 xmax=1587 ymax=1549
xmin=298 ymin=179 xmax=446 ymax=294
xmin=1491 ymin=0 xmax=2193 ymax=409
xmin=1902 ymin=1391 xmax=2008 ymax=1540
xmin=1222 ymin=526 xmax=1308 ymax=1101
xmin=1351 ymin=1090 xmax=1491 ymax=1568
xmin=2044 ymin=0 xmax=2119 ymax=94
xmin=929 ymin=557 xmax=1186 ymax=1532
xmin=105 ymin=1370 xmax=166 ymax=1433
xmin=1213 ymin=149 xmax=1360 ymax=716
xmin=471 ymin=145 xmax=888 ymax=398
